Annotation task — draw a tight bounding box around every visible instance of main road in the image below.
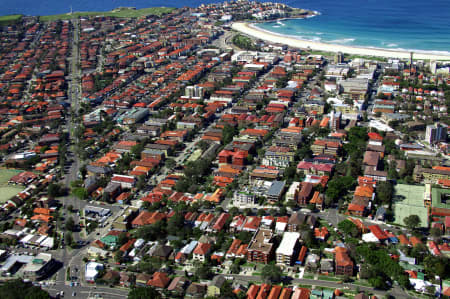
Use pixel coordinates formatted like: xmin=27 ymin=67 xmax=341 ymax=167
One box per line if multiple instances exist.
xmin=53 ymin=16 xmax=86 ymax=292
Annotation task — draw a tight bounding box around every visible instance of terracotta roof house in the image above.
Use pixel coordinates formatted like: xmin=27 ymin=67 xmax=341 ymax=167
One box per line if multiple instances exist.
xmin=247 ymin=284 xmax=260 ymax=299
xmin=131 ymin=211 xmax=166 ymax=227
xmin=193 ymin=242 xmax=212 ymax=262
xmin=147 ymin=272 xmax=171 ymax=289
xmin=335 ymin=247 xmax=353 ymax=276
xmin=353 ymin=185 xmax=374 ymax=201
xmin=279 ymin=288 xmax=293 ymax=299
xmin=9 ymin=171 xmax=38 ymax=185
xmin=368 ymin=225 xmax=388 ymax=242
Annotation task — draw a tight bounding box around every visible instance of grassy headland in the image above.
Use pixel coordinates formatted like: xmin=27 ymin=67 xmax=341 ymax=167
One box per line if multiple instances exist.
xmin=0 ymin=14 xmax=22 ymax=25
xmin=39 ymin=7 xmax=174 ymax=22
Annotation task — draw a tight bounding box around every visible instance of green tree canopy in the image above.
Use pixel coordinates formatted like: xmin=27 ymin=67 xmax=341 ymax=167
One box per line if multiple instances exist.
xmin=128 ymin=286 xmax=161 ymax=299
xmin=404 ymin=214 xmax=421 ymax=230
xmin=72 ymin=187 xmax=88 ymax=200
xmin=338 ymin=219 xmax=359 ymax=238
xmin=375 ymin=181 xmax=394 ymax=206
xmin=261 ymin=264 xmax=283 ymax=283
xmin=0 ymin=280 xmax=50 ymax=299
xmin=65 ymin=216 xmax=76 ymax=232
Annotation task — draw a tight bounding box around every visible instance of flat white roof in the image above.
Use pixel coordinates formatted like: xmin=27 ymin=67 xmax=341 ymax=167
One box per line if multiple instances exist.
xmin=40 ymin=237 xmax=54 ymax=248
xmin=85 ymin=262 xmax=103 ymax=281
xmin=20 ymin=234 xmax=34 ymax=244
xmin=276 ymin=232 xmax=300 ymax=256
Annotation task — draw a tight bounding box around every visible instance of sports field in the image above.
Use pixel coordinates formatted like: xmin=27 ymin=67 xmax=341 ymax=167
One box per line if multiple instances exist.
xmin=393 ymin=184 xmax=428 ymax=227
xmin=0 ymin=169 xmax=25 ymax=203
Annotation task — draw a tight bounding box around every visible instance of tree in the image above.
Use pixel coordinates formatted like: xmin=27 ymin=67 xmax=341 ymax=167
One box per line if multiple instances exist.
xmin=131 ymin=143 xmax=144 ymax=159
xmin=261 ymin=264 xmax=282 ymax=283
xmin=197 ymin=140 xmax=210 ymax=152
xmin=165 ymin=158 xmax=176 ymax=169
xmin=283 ymin=166 xmax=297 ymax=181
xmin=404 ymin=214 xmax=421 ymax=230
xmin=136 ymin=175 xmax=146 ymax=190
xmin=0 ymin=279 xmax=50 ymax=299
xmin=376 ymin=181 xmax=394 ymax=206
xmin=65 ymin=216 xmax=76 ymax=232
xmin=338 ymin=220 xmax=359 ymax=238
xmin=230 ymin=263 xmax=241 ymax=274
xmin=48 ymin=183 xmax=64 ymax=197
xmin=257 ymin=209 xmax=266 ymax=217
xmin=423 ymin=255 xmax=450 ymax=280
xmin=229 ymin=207 xmax=239 ymax=216
xmin=195 ymin=262 xmax=213 ymax=280
xmin=326 ymin=176 xmax=355 ymax=201
xmin=222 ymin=124 xmax=238 ymax=145
xmin=429 ymin=227 xmax=442 ymax=239
xmin=115 ymin=250 xmax=124 ymax=264
xmin=410 ymin=243 xmax=429 ymax=263
xmin=118 ymin=232 xmax=129 ymax=246
xmin=65 ymin=232 xmax=74 ymax=247
xmin=128 ymin=286 xmax=161 ymax=299
xmin=72 ymin=187 xmax=88 ymax=200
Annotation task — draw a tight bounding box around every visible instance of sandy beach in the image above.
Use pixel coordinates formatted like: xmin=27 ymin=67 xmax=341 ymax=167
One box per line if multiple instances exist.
xmin=232 ymin=22 xmax=450 ymax=61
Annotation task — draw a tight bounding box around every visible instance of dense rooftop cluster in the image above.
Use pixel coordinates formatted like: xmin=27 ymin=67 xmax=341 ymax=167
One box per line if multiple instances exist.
xmin=0 ymin=1 xmax=449 ymax=299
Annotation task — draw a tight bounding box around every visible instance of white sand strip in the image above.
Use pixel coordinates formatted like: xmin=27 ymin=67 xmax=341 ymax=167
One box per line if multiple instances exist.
xmin=232 ymin=22 xmax=450 ymax=61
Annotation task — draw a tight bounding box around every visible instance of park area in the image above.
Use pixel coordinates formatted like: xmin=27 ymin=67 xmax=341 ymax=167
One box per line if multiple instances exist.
xmin=39 ymin=7 xmax=174 ymax=21
xmin=393 ymin=184 xmax=428 ymax=228
xmin=0 ymin=169 xmax=25 ymax=203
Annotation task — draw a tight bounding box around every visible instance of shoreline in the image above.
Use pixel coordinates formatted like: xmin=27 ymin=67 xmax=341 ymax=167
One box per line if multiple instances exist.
xmin=232 ymin=21 xmax=450 ymax=61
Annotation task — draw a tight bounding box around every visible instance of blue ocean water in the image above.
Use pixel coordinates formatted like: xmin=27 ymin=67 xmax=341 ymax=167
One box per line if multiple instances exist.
xmin=257 ymin=0 xmax=450 ymax=53
xmin=0 ymin=0 xmax=449 ymax=53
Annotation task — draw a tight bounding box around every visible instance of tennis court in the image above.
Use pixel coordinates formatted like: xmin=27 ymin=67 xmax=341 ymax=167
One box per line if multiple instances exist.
xmin=393 ymin=184 xmax=428 ymax=227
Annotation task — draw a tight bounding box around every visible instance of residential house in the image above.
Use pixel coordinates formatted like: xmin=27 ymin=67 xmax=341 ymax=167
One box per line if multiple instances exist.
xmin=131 ymin=211 xmax=166 ymax=228
xmin=335 ymin=247 xmax=353 ymax=276
xmin=151 ymin=245 xmax=173 ymax=261
xmin=193 ymin=242 xmax=212 ymax=262
xmin=185 ymin=283 xmax=207 ymax=299
xmin=135 ymin=273 xmax=152 ymax=287
xmin=167 ymin=276 xmax=188 ymax=295
xmin=207 ymin=275 xmax=226 ymax=297
xmin=147 ymin=272 xmax=171 ymax=290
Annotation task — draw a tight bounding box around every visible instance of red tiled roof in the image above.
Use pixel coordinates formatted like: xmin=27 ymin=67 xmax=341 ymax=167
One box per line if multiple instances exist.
xmin=193 ymin=242 xmax=211 ymax=255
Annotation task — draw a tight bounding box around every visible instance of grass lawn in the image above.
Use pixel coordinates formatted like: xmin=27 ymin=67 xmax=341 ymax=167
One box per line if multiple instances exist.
xmin=40 ymin=7 xmax=174 ymax=21
xmin=318 ymin=275 xmax=340 ymax=282
xmin=303 ymin=273 xmax=315 ymax=279
xmin=187 ymin=149 xmax=202 ymax=162
xmin=393 ymin=184 xmax=428 ymax=227
xmin=0 ymin=169 xmax=24 ymax=202
xmin=0 ymin=14 xmax=22 ymax=25
xmin=0 ymin=186 xmax=24 ymax=203
xmin=297 ymin=284 xmax=312 ymax=289
xmin=0 ymin=168 xmax=23 ymax=185
xmin=352 ymin=280 xmax=371 ymax=287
